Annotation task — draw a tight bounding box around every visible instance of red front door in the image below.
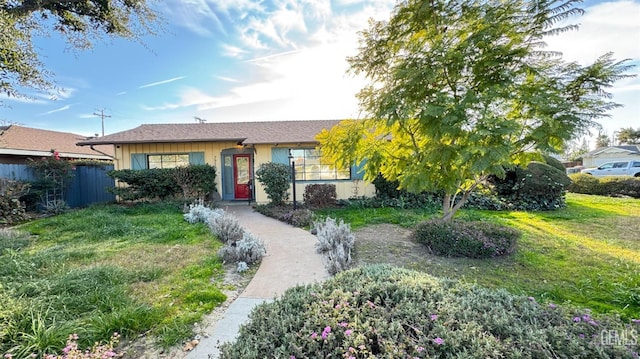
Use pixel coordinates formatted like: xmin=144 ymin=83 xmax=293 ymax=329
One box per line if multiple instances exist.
xmin=233 ymin=154 xmax=251 ymax=199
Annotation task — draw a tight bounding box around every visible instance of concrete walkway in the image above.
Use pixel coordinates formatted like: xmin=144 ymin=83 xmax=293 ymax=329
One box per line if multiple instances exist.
xmin=186 ymin=204 xmax=328 ymax=359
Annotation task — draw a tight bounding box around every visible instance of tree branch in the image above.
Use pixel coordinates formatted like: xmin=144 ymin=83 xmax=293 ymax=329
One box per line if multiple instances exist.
xmin=6 ymin=0 xmax=89 ymax=16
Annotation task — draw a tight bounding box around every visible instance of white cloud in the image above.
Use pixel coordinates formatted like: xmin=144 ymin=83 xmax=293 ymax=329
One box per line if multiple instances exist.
xmin=215 ymin=75 xmax=240 ymax=83
xmin=544 ymin=1 xmax=640 ymax=63
xmin=138 ymin=76 xmax=186 ymax=89
xmin=43 ymin=105 xmax=71 ymax=115
xmin=116 ymin=91 xmax=127 ymax=96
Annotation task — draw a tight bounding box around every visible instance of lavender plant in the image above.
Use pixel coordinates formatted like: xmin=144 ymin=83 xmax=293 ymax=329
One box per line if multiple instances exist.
xmin=314 ymin=217 xmax=355 ymax=275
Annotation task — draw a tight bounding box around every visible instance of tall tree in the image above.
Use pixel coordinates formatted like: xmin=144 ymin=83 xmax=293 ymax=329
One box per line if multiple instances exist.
xmin=595 ymin=133 xmax=611 ymax=148
xmin=617 ymin=127 xmax=640 ymax=145
xmin=1 ymin=0 xmax=159 ymax=101
xmin=318 ymin=0 xmax=633 ymax=221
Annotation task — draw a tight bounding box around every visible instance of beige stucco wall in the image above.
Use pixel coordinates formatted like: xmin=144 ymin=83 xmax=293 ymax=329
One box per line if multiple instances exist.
xmin=115 ymin=142 xmax=375 ymax=203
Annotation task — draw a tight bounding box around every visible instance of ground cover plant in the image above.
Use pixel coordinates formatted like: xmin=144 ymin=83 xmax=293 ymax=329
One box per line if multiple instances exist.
xmin=316 ymin=193 xmax=640 ymax=320
xmin=0 ymin=202 xmax=227 ymax=358
xmin=219 ymin=265 xmax=639 ymax=358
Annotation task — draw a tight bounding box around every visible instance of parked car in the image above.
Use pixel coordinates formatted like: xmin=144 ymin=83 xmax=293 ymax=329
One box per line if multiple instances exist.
xmin=580 ymin=160 xmax=640 ymax=177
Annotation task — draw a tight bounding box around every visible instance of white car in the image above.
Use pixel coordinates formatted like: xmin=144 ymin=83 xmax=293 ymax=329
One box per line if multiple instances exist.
xmin=580 ymin=161 xmax=640 ymax=177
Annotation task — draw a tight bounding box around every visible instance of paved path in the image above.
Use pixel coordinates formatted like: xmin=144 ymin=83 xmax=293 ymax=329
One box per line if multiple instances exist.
xmin=186 ymin=204 xmax=328 ymax=359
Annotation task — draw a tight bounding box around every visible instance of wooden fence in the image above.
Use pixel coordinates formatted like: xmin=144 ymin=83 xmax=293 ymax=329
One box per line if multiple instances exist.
xmin=0 ymin=163 xmax=116 ymax=208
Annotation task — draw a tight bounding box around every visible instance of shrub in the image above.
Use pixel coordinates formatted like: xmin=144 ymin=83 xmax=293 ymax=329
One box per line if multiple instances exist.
xmin=489 ymin=161 xmax=570 ymax=211
xmin=0 ymin=179 xmax=30 ymax=225
xmin=172 ymin=164 xmax=217 ymax=200
xmin=542 ymin=154 xmax=566 ymax=172
xmin=183 ymin=203 xmax=224 ymax=224
xmin=43 ymin=199 xmax=69 ymax=215
xmin=254 ymin=205 xmax=315 ymax=228
xmin=255 ymin=162 xmax=291 ymax=205
xmin=314 ymin=217 xmax=355 ymax=275
xmin=369 ymin=174 xmax=442 ymax=210
xmin=303 ymin=184 xmax=337 ymax=209
xmin=219 ymin=266 xmax=639 ymax=359
xmin=569 ymin=174 xmax=640 ymax=198
xmin=414 ymin=219 xmax=519 ymax=258
xmin=207 ymin=213 xmax=244 ymax=244
xmin=107 ymin=168 xmax=180 ymax=201
xmin=218 ymin=231 xmax=266 ymax=266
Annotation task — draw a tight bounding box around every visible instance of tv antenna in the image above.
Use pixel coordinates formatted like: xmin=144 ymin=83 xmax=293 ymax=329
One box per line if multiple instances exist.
xmin=194 ymin=116 xmax=207 ymax=124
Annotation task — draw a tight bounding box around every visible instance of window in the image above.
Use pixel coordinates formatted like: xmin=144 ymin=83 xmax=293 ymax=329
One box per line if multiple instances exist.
xmin=633 ymin=162 xmax=640 ymax=168
xmin=289 ymin=148 xmax=350 ymax=180
xmin=131 ymin=152 xmax=204 ymax=170
xmin=147 ymin=154 xmax=190 ymax=169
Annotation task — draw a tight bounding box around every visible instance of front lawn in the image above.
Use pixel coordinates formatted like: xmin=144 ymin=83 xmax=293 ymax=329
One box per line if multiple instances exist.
xmin=0 ymin=202 xmax=226 ymax=357
xmin=317 ymin=193 xmax=640 ymax=319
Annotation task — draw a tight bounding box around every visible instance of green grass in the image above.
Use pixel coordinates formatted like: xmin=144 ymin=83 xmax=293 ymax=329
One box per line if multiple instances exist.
xmin=0 ymin=202 xmax=226 ymax=357
xmin=318 ymin=193 xmax=640 ymax=320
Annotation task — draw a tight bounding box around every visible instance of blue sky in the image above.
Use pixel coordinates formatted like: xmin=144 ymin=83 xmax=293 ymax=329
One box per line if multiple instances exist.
xmin=1 ymin=0 xmax=638 ymax=148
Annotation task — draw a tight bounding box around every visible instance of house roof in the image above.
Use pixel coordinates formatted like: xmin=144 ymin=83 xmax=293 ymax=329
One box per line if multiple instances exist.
xmin=76 ymin=120 xmax=343 ymax=146
xmin=585 ymin=145 xmax=640 ymax=157
xmin=0 ymin=125 xmax=114 ymax=159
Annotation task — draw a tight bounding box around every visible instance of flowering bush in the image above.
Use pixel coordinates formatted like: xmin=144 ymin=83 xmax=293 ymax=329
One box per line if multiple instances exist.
xmin=218 ymin=265 xmax=639 ymax=358
xmin=414 ymin=219 xmax=519 ymax=258
xmin=3 ymin=333 xmax=120 ymax=359
xmin=314 ymin=217 xmax=355 ymax=275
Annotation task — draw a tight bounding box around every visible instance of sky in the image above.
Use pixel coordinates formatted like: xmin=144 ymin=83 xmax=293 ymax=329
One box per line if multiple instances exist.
xmin=1 ymin=0 xmax=639 ymax=149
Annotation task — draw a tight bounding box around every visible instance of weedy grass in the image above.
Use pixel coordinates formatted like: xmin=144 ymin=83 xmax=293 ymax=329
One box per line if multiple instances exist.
xmin=1 ymin=202 xmax=225 ymax=357
xmin=318 ymin=193 xmax=640 ymax=320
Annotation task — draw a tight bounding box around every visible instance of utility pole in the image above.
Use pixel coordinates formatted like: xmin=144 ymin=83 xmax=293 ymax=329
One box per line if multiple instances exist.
xmin=93 ymin=109 xmax=111 ymax=136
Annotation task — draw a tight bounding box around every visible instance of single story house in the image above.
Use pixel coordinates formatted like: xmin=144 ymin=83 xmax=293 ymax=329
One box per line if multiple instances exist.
xmin=582 ymin=145 xmax=640 ymax=167
xmin=0 ymin=125 xmax=114 ymax=164
xmin=77 ymin=120 xmax=375 ymax=203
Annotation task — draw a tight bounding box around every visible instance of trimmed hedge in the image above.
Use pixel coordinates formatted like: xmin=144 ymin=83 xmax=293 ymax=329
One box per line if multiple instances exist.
xmin=414 ymin=219 xmax=519 ymax=258
xmin=108 ymin=164 xmax=217 ymax=201
xmin=255 ymin=162 xmax=291 ymax=205
xmin=569 ymin=174 xmax=640 ymax=198
xmin=304 ymin=184 xmax=337 ymax=209
xmin=219 ymin=266 xmax=639 ymax=358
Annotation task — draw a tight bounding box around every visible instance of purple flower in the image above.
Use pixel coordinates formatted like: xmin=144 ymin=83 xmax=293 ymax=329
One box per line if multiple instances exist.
xmin=339 ymin=322 xmax=348 ymax=327
xmin=579 ymin=333 xmax=585 ymax=338
xmin=588 ymin=320 xmax=598 ymax=326
xmin=433 ymin=337 xmax=444 ymax=345
xmin=548 ymin=303 xmax=557 ymax=309
xmin=417 ymin=346 xmax=425 ymax=352
xmin=322 ymin=326 xmax=331 ymax=339
xmin=632 ymin=319 xmax=640 ymax=324
xmin=582 ymin=315 xmax=591 ymax=321
xmin=573 ymin=317 xmax=581 ymax=322
xmin=345 ymin=329 xmax=353 ymax=336
xmin=430 ymin=314 xmax=438 ymax=321
xmin=527 ymin=297 xmax=535 ymax=302
xmin=290 ymin=356 xmax=296 ymax=359
xmin=311 ymin=332 xmax=318 ymax=339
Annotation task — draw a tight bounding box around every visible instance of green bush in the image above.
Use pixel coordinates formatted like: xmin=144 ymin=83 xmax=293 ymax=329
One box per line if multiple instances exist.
xmin=255 ymin=162 xmax=290 ymax=205
xmin=0 ymin=179 xmax=30 ymax=225
xmin=414 ymin=219 xmax=519 ymax=258
xmin=569 ymin=174 xmax=640 ymax=198
xmin=303 ymin=184 xmax=337 ymax=209
xmin=489 ymin=161 xmax=570 ymax=210
xmin=172 ymin=164 xmax=217 ymax=200
xmin=219 ymin=266 xmax=639 ymax=358
xmin=108 ymin=168 xmax=179 ymax=201
xmin=542 ymin=154 xmax=566 ymax=172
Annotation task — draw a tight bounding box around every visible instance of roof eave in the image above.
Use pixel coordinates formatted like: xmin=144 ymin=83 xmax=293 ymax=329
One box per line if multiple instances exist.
xmin=77 ymin=138 xmax=248 ymax=146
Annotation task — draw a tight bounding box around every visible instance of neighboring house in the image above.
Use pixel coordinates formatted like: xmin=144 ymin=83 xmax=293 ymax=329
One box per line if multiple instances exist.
xmin=582 ymin=145 xmax=640 ymax=168
xmin=77 ymin=120 xmax=375 ymax=203
xmin=0 ymin=125 xmax=114 ymax=164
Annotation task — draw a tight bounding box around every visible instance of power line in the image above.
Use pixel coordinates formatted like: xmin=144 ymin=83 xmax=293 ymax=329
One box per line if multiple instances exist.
xmin=93 ymin=109 xmax=112 ymax=136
